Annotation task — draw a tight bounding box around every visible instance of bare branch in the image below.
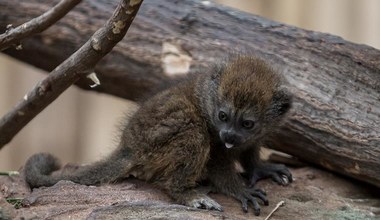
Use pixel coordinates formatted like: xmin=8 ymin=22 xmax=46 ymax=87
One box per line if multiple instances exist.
xmin=0 ymin=0 xmax=82 ymax=51
xmin=0 ymin=0 xmax=144 ymax=149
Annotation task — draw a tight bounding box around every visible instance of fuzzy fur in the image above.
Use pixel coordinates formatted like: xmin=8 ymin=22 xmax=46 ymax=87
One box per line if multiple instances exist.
xmin=24 ymin=55 xmax=292 ymax=215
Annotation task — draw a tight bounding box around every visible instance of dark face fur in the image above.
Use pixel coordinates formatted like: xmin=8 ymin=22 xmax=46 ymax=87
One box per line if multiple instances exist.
xmin=214 ymin=102 xmax=259 ymax=148
xmin=203 ymin=56 xmax=292 ymax=149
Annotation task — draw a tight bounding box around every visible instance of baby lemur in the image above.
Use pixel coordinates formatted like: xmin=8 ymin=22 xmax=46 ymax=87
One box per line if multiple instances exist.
xmin=25 ymin=56 xmax=292 ymax=216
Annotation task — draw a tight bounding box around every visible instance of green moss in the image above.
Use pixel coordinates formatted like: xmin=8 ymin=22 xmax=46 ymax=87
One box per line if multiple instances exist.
xmin=0 ymin=207 xmax=11 ymax=220
xmin=322 ymin=206 xmax=377 ymax=220
xmin=5 ymin=198 xmax=23 ymax=209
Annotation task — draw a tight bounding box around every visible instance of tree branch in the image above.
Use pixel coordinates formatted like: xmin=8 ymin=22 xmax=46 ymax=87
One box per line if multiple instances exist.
xmin=0 ymin=0 xmax=143 ymax=149
xmin=0 ymin=0 xmax=82 ymax=51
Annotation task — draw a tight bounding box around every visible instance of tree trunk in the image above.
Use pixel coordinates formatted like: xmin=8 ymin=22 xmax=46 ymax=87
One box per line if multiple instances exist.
xmin=1 ymin=0 xmax=379 ymax=187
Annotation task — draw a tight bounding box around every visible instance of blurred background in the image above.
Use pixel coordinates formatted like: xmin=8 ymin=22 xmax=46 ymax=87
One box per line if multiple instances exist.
xmin=1 ymin=0 xmax=379 ymax=170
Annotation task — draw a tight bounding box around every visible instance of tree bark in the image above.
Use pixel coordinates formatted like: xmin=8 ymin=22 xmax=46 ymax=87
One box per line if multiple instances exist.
xmin=0 ymin=0 xmax=144 ymax=148
xmin=1 ymin=0 xmax=379 ymax=187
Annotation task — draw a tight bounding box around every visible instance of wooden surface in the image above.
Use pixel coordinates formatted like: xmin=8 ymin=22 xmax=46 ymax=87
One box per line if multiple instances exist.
xmin=1 ymin=167 xmax=379 ymax=219
xmin=0 ymin=0 xmax=379 ymax=187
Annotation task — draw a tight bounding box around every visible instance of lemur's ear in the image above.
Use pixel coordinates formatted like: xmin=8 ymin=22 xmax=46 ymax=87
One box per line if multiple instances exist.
xmin=268 ymin=90 xmax=292 ymax=117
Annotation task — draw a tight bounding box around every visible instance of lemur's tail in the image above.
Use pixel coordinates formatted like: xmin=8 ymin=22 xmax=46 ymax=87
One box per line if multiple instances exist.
xmin=24 ymin=152 xmax=130 ymax=188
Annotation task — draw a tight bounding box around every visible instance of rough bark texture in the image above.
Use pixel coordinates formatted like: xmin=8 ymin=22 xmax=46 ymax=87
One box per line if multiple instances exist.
xmin=0 ymin=0 xmax=143 ymax=148
xmin=0 ymin=0 xmax=379 ymax=189
xmin=1 ymin=167 xmax=379 ymax=219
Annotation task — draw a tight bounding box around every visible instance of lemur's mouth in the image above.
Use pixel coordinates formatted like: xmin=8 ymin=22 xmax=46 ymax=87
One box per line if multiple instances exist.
xmin=225 ymin=143 xmax=234 ymax=149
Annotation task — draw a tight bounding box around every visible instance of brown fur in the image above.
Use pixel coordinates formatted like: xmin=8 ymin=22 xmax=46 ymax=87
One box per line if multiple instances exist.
xmin=220 ymin=56 xmax=279 ymax=111
xmin=24 ymin=55 xmax=292 ymax=215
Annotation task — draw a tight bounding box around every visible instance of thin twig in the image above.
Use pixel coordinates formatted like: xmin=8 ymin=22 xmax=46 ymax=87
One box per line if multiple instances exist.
xmin=0 ymin=0 xmax=144 ymax=149
xmin=0 ymin=171 xmax=20 ymax=176
xmin=0 ymin=0 xmax=82 ymax=51
xmin=264 ymin=200 xmax=285 ymax=220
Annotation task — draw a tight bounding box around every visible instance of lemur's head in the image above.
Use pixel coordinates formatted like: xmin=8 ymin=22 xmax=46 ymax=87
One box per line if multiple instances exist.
xmin=205 ymin=56 xmax=292 ymax=149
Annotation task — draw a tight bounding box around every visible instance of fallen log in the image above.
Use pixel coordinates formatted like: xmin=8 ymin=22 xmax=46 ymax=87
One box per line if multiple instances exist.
xmin=0 ymin=0 xmax=379 ymax=187
xmin=1 ymin=167 xmax=379 ymax=219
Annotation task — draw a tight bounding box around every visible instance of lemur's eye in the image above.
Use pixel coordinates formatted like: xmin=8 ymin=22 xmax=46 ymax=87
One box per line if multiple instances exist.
xmin=218 ymin=111 xmax=228 ymax=122
xmin=242 ymin=120 xmax=255 ymax=129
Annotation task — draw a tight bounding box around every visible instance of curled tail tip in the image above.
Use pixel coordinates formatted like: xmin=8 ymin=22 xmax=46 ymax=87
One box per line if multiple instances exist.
xmin=25 ymin=153 xmax=61 ymax=172
xmin=24 ymin=153 xmax=61 ymax=188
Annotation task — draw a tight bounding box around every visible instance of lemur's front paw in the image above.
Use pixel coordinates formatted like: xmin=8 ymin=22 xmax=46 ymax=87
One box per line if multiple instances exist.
xmin=233 ymin=188 xmax=268 ymax=216
xmin=249 ymin=163 xmax=293 ymax=187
